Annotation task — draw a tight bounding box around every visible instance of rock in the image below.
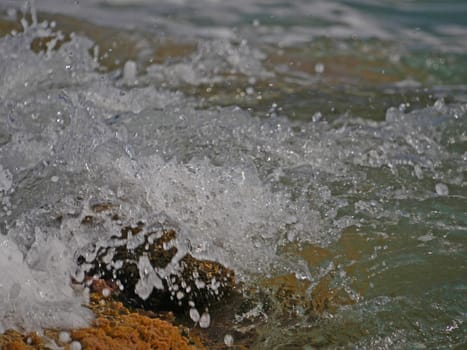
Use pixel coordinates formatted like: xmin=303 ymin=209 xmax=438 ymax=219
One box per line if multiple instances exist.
xmin=70 ymin=296 xmax=199 ymax=350
xmin=0 ymin=330 xmax=45 ymax=350
xmin=0 ymin=294 xmax=202 ymax=350
xmin=0 ymin=203 xmax=241 ymax=349
xmin=77 ymin=205 xmax=236 ymax=313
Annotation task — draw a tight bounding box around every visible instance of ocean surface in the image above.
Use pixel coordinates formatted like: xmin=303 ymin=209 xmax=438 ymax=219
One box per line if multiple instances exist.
xmin=0 ymin=0 xmax=466 ymax=348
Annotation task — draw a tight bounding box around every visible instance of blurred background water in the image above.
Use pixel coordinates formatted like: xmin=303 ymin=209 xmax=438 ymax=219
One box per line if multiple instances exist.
xmin=0 ymin=0 xmax=466 ymax=348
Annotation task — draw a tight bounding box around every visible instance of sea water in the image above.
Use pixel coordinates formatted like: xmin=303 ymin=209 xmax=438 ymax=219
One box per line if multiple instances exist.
xmin=0 ymin=0 xmax=465 ymax=348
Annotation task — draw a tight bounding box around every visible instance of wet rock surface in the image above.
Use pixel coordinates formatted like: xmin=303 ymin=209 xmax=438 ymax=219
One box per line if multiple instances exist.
xmin=77 ymin=204 xmax=236 ymax=314
xmin=69 ymin=294 xmax=199 ymax=350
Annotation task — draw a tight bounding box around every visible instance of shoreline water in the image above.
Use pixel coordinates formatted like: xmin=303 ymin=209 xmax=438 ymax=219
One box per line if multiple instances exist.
xmin=0 ymin=1 xmax=466 ymax=348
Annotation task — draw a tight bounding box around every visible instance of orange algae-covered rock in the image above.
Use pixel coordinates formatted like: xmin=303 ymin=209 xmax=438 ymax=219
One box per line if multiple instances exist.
xmin=0 ymin=331 xmax=45 ymax=350
xmin=2 ymin=340 xmax=27 ymax=350
xmin=70 ymin=314 xmax=198 ymax=350
xmin=1 ymin=296 xmax=202 ymax=350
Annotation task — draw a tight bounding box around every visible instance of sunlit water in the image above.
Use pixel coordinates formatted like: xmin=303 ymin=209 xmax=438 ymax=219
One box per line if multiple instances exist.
xmin=0 ymin=0 xmax=466 ymax=348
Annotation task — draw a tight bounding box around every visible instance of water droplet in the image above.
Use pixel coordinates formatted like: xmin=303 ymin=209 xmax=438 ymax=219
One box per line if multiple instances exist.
xmin=189 ymin=308 xmax=200 ymax=322
xmin=123 ymin=60 xmax=137 ymax=85
xmin=59 ymin=331 xmax=71 ymax=343
xmin=314 ymin=63 xmax=324 ymax=74
xmin=418 ymin=234 xmax=434 ymax=242
xmin=435 ymin=183 xmax=449 ymax=196
xmin=413 ymin=164 xmax=423 ymax=179
xmin=312 ymin=112 xmax=322 ymax=122
xmin=70 ymin=341 xmax=82 ymax=350
xmin=433 ymin=98 xmax=445 ymax=111
xmin=224 ymin=334 xmax=234 ymax=347
xmin=199 ymin=311 xmax=211 ymax=328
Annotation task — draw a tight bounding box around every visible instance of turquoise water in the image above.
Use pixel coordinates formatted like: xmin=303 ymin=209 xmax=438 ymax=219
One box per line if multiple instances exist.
xmin=0 ymin=0 xmax=466 ymax=348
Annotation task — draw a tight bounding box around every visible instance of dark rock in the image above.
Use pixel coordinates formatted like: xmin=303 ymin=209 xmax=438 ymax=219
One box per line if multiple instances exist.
xmin=77 ymin=206 xmax=236 ymax=314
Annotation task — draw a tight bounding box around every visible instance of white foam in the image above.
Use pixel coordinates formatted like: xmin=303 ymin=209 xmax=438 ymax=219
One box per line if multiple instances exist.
xmin=147 ymin=39 xmax=271 ymax=86
xmin=0 ymin=236 xmax=93 ymax=333
xmin=135 ymin=255 xmax=164 ymax=300
xmin=0 ymin=165 xmax=12 ymax=193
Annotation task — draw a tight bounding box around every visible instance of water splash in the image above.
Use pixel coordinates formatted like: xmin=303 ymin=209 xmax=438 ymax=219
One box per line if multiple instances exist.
xmin=0 ymin=2 xmax=465 ymax=348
